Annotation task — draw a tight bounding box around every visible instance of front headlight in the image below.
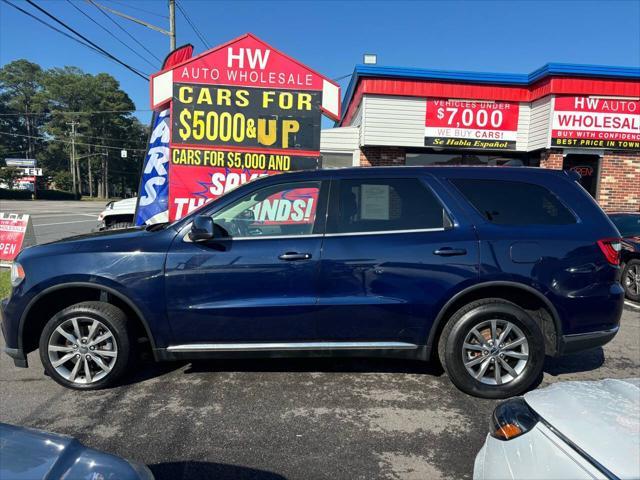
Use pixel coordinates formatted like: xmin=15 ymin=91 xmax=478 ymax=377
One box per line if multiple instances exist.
xmin=10 ymin=262 xmax=25 ymax=288
xmin=490 ymin=398 xmax=539 ymax=441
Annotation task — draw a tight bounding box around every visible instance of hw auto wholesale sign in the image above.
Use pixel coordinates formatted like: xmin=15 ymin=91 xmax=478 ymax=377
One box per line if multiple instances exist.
xmin=149 ymin=33 xmax=340 ymax=220
xmin=425 ymin=99 xmax=520 ymax=150
xmin=551 ymin=96 xmax=640 ymax=150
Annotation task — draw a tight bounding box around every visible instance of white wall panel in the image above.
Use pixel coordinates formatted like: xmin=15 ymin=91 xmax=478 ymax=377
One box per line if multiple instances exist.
xmin=361 ymin=95 xmax=426 ymax=147
xmin=528 ymin=96 xmax=552 ymax=150
xmin=320 ymin=126 xmax=359 ymax=151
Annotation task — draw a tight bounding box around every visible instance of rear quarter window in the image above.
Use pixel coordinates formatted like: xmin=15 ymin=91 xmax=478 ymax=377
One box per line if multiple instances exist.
xmin=451 ymin=178 xmax=576 ymax=226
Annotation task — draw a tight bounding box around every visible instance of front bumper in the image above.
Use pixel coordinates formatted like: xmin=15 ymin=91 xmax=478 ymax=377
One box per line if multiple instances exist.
xmin=1 ymin=297 xmax=28 ymax=368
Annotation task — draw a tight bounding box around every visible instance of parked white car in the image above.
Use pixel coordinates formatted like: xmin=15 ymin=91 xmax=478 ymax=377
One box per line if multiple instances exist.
xmin=474 ymin=378 xmax=640 ymax=480
xmin=97 ymin=197 xmax=136 ymax=230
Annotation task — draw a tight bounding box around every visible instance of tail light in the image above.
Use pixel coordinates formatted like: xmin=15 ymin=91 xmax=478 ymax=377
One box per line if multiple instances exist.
xmin=490 ymin=398 xmax=539 ymax=441
xmin=597 ymin=238 xmax=622 ymax=266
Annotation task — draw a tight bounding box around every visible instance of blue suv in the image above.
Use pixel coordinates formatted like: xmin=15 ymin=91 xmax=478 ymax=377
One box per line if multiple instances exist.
xmin=1 ymin=167 xmax=624 ymax=398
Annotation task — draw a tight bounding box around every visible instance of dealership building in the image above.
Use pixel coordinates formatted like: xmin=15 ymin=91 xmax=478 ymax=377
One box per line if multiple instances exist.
xmin=320 ymin=63 xmax=640 ymax=212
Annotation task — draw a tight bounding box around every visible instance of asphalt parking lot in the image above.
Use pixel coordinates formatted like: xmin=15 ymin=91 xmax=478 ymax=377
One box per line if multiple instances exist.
xmin=0 ymin=200 xmax=639 ymax=480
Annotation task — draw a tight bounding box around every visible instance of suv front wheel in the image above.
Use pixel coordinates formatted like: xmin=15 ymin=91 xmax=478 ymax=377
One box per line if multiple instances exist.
xmin=438 ymin=298 xmax=545 ymax=399
xmin=39 ymin=301 xmax=132 ymax=390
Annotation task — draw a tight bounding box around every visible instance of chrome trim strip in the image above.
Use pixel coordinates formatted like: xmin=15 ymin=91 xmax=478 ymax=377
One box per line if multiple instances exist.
xmin=324 ymin=227 xmax=446 ymax=237
xmin=167 ymin=341 xmax=418 ymax=352
xmin=563 ymin=326 xmax=619 ymax=339
xmin=225 ymin=234 xmax=324 ymax=241
xmin=183 ymin=226 xmax=446 ymax=242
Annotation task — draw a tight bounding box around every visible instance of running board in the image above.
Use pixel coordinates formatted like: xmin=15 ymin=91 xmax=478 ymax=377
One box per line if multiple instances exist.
xmin=166 ymin=341 xmax=418 ymax=353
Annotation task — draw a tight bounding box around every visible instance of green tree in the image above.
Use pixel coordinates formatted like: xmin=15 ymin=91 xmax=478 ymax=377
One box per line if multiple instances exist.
xmin=0 ymin=60 xmax=46 ymax=160
xmin=0 ymin=166 xmax=23 ymax=189
xmin=52 ymin=170 xmax=72 ymax=191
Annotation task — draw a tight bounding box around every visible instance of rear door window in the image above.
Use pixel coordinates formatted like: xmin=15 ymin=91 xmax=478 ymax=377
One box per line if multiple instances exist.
xmin=451 ymin=178 xmax=575 ymax=225
xmin=328 ymin=177 xmax=449 ymax=234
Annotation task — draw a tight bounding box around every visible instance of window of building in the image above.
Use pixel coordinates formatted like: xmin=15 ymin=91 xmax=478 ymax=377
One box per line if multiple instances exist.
xmin=321 ymin=152 xmax=354 ymax=168
xmin=406 ymin=151 xmax=539 ymax=167
xmin=329 ymin=178 xmax=448 ymax=234
xmin=212 ymin=181 xmax=322 ymax=237
xmin=451 ymin=179 xmax=575 ymax=225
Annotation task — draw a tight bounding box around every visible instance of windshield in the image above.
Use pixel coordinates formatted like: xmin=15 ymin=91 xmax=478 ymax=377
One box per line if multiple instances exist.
xmin=610 ymin=214 xmax=640 ymax=237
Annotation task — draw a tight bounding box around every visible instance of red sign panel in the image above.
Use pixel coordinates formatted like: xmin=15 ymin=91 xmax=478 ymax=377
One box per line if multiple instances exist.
xmin=171 ymin=35 xmax=324 ymax=91
xmin=551 ymin=96 xmax=640 ymax=149
xmin=0 ymin=213 xmax=32 ymax=262
xmin=425 ymin=99 xmax=520 ymax=150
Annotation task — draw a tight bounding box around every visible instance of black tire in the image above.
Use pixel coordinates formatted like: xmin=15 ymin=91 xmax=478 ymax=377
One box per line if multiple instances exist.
xmin=438 ymin=298 xmax=545 ymax=399
xmin=621 ymin=259 xmax=640 ymax=302
xmin=106 ymin=221 xmax=133 ymax=230
xmin=39 ymin=301 xmax=132 ymax=390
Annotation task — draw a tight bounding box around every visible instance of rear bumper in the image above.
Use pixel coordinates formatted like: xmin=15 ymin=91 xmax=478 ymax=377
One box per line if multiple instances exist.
xmin=559 ymin=326 xmax=619 ymax=355
xmin=1 ymin=297 xmax=28 ymax=368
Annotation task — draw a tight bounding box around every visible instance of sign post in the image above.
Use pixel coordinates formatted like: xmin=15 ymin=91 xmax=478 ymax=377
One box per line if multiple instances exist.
xmin=148 ymin=33 xmax=340 ymax=221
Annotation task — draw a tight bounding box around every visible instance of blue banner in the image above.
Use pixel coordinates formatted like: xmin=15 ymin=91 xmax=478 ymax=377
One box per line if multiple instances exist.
xmin=134 ymin=109 xmax=170 ymax=225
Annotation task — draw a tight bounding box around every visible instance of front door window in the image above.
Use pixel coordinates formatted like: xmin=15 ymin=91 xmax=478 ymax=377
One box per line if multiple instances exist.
xmin=211 ymin=181 xmax=322 ymax=238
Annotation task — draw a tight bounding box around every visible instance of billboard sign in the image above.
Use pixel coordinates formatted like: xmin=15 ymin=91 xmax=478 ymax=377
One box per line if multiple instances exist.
xmin=150 ymin=33 xmax=340 ymax=220
xmin=5 ymin=159 xmax=36 ymax=167
xmin=551 ymin=96 xmax=640 ymax=150
xmin=425 ymin=99 xmax=520 ymax=150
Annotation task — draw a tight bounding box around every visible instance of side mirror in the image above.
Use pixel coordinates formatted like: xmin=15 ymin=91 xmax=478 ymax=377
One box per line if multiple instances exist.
xmin=189 ymin=215 xmax=214 ymax=242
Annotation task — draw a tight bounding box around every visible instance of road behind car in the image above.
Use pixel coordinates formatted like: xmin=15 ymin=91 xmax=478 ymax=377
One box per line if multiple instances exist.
xmin=0 ymin=306 xmax=637 ymax=480
xmin=0 ymin=200 xmax=102 ymax=244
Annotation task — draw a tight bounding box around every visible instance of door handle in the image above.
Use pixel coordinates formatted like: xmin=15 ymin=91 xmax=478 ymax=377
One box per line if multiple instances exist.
xmin=278 ymin=252 xmax=312 ymax=261
xmin=433 ymin=247 xmax=467 ymax=256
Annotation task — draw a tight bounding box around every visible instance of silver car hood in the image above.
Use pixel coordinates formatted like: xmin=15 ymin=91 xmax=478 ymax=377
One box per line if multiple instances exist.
xmin=524 ymin=378 xmax=640 ymax=479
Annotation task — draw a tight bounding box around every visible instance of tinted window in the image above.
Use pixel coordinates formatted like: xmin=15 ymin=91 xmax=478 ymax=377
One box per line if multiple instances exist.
xmin=452 ymin=179 xmax=575 ymax=225
xmin=212 ymin=181 xmax=321 ymax=237
xmin=330 ymin=178 xmax=448 ymax=234
xmin=609 ymin=214 xmax=640 ymax=237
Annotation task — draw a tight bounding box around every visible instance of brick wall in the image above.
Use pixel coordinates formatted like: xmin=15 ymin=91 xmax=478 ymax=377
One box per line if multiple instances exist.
xmin=359 ymin=147 xmax=406 ymax=167
xmin=597 ymin=151 xmax=640 ymax=212
xmin=539 ymin=149 xmax=563 ymax=169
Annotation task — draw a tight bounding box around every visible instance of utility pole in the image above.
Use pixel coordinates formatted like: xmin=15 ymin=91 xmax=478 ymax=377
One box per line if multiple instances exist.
xmin=67 ymin=121 xmax=79 ymax=195
xmin=169 ymin=0 xmax=176 ymax=51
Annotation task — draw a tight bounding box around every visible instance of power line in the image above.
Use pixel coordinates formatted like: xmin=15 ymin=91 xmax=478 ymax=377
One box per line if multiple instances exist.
xmin=1 ymin=0 xmax=115 ymax=61
xmin=0 ymin=109 xmax=153 ymax=117
xmin=66 ymin=0 xmax=157 ymax=69
xmin=24 ymin=0 xmax=149 ymax=80
xmin=0 ymin=131 xmax=147 ymax=152
xmin=104 ymin=0 xmax=168 ymax=19
xmin=175 ymin=0 xmax=210 ymax=49
xmin=87 ymin=0 xmax=163 ymax=64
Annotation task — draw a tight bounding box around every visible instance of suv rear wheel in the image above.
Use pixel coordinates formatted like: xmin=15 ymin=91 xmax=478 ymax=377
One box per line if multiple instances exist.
xmin=39 ymin=301 xmax=132 ymax=390
xmin=438 ymin=298 xmax=545 ymax=399
xmin=622 ymin=259 xmax=640 ymax=302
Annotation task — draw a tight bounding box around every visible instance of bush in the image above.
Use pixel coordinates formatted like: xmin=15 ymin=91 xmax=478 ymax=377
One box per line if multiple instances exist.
xmin=36 ymin=189 xmax=81 ymax=200
xmin=0 ymin=188 xmax=32 ymax=199
xmin=0 ymin=188 xmax=80 ymax=200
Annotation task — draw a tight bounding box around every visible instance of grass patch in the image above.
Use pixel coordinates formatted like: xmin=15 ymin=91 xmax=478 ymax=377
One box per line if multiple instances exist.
xmin=0 ymin=268 xmax=10 ymax=299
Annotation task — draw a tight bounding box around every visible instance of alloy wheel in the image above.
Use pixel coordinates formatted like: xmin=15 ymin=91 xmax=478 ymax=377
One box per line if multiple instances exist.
xmin=625 ymin=264 xmax=640 ymax=296
xmin=47 ymin=317 xmax=118 ymax=384
xmin=461 ymin=319 xmax=529 ymax=386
